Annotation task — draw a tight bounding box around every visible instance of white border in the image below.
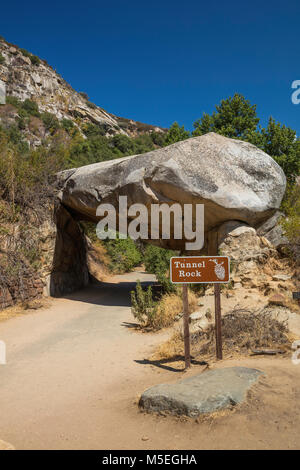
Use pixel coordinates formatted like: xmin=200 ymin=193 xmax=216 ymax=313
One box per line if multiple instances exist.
xmin=170 ymin=255 xmax=231 ymax=284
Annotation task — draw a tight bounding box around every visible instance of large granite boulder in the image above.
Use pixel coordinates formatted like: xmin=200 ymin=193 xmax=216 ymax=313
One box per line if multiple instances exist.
xmin=139 ymin=367 xmax=263 ymax=416
xmin=57 ymin=133 xmax=286 ymax=251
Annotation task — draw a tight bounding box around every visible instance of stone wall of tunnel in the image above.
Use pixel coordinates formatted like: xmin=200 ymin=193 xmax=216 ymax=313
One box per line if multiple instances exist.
xmin=49 ymin=201 xmax=89 ymax=297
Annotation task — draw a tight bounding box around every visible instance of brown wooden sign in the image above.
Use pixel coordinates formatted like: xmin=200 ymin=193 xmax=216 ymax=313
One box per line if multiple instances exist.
xmin=170 ymin=256 xmax=230 ymax=284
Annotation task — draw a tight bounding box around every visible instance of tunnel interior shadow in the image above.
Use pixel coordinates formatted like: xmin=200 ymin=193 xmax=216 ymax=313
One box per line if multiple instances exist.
xmin=60 ymin=278 xmax=157 ymax=307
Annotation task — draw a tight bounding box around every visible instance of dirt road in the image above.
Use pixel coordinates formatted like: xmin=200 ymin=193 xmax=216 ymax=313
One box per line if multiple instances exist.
xmin=0 ymin=271 xmax=300 ymax=450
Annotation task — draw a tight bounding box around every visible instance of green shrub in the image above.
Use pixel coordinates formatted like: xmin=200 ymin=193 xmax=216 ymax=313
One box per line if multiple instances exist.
xmin=17 ymin=116 xmax=26 ymax=130
xmin=131 ymin=281 xmax=157 ymax=326
xmin=6 ymin=96 xmax=21 ymax=108
xmin=22 ymin=99 xmax=40 ymax=117
xmin=281 ymin=184 xmax=300 ymax=244
xmin=82 ymin=123 xmax=105 ymax=137
xmin=144 ymin=244 xmax=176 ymax=293
xmin=0 ymin=53 xmax=5 ymax=64
xmin=30 ymin=55 xmax=40 ymax=66
xmin=0 ymin=126 xmax=65 ymax=214
xmin=110 ymin=134 xmax=135 ymax=155
xmin=104 ymin=235 xmax=142 ymax=273
xmin=41 ymin=112 xmax=60 ymax=134
xmin=133 ymin=134 xmax=155 ymax=154
xmin=131 ymin=283 xmax=198 ymax=330
xmin=79 ymin=91 xmax=89 ymax=100
xmin=151 ymin=131 xmax=167 ymax=147
xmin=164 ymin=122 xmax=190 ymax=146
xmin=87 ymin=101 xmax=97 ymax=109
xmin=20 ymin=48 xmax=31 ymax=58
xmin=61 ymin=118 xmax=75 ymax=134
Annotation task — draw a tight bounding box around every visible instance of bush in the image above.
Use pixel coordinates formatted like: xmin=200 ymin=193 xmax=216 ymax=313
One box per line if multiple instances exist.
xmin=61 ymin=118 xmax=74 ymax=132
xmin=104 ymin=235 xmax=142 ymax=273
xmin=281 ymin=183 xmax=300 ymax=245
xmin=190 ymin=307 xmax=290 ymax=358
xmin=151 ymin=131 xmax=167 ymax=147
xmin=110 ymin=134 xmax=135 ymax=155
xmin=41 ymin=112 xmax=60 ymax=134
xmin=79 ymin=91 xmax=89 ymax=100
xmin=87 ymin=101 xmax=97 ymax=109
xmin=82 ymin=123 xmax=106 ymax=138
xmin=155 ymin=306 xmax=290 ymax=360
xmin=131 ymin=284 xmax=198 ymax=330
xmin=134 ymin=134 xmax=155 ymax=154
xmin=0 ymin=126 xmax=65 ymax=214
xmin=0 ymin=53 xmax=5 ymax=64
xmin=20 ymin=48 xmax=31 ymax=58
xmin=144 ymin=244 xmax=176 ymax=293
xmin=131 ymin=281 xmax=157 ymax=326
xmin=30 ymin=55 xmax=40 ymax=66
xmin=22 ymin=99 xmax=40 ymax=117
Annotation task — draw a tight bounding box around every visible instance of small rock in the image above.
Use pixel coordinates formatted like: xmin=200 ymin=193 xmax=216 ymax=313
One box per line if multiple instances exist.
xmin=189 ymin=311 xmax=203 ymax=322
xmin=234 ymin=282 xmax=242 ymax=289
xmin=174 ymin=312 xmax=183 ymax=321
xmin=272 ymin=274 xmax=292 ymax=282
xmin=230 ymin=226 xmax=256 ymax=237
xmin=141 ymin=436 xmax=149 ymax=441
xmin=190 ymin=317 xmax=211 ymax=333
xmin=268 ymin=293 xmax=287 ymax=307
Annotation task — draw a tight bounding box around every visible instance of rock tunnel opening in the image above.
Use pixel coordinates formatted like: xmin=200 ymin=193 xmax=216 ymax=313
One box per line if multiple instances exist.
xmin=49 ymin=202 xmax=90 ymax=297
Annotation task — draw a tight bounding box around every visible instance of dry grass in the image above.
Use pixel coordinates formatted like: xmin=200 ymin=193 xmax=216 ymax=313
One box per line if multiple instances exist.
xmin=91 ymin=240 xmax=110 ymax=266
xmin=150 ymin=289 xmax=198 ymax=330
xmin=153 ymin=328 xmax=184 ymax=359
xmin=263 ymin=256 xmax=285 ymax=276
xmin=0 ymin=297 xmax=50 ymax=322
xmin=87 ymin=240 xmax=110 ymax=280
xmin=285 ymin=298 xmax=300 ymax=314
xmin=154 ymin=306 xmax=291 ymax=361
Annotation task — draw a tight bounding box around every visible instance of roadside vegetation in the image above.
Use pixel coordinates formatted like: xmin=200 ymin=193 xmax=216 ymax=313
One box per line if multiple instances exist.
xmin=154 ymin=307 xmax=291 ymax=361
xmin=131 ymin=280 xmax=198 ymax=330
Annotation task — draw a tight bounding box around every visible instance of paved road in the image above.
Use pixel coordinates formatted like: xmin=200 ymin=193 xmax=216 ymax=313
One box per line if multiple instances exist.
xmin=1 ymin=271 xmax=300 ymax=450
xmin=0 ymin=271 xmax=167 ymax=449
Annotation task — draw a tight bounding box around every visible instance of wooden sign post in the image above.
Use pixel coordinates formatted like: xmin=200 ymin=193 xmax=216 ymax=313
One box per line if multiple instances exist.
xmin=182 ymin=284 xmax=191 ymax=369
xmin=214 ymin=283 xmax=222 ymax=360
xmin=170 ymin=256 xmax=230 ymax=365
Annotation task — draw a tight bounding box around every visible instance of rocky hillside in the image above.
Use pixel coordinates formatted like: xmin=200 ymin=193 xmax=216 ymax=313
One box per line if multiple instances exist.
xmin=0 ymin=37 xmax=165 ymax=139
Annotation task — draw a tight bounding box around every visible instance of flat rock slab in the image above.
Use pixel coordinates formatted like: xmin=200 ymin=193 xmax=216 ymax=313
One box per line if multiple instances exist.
xmin=139 ymin=367 xmax=263 ymax=417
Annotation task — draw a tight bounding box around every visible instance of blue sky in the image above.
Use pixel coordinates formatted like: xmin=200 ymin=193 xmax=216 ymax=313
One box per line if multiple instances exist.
xmin=1 ymin=0 xmax=300 ymax=133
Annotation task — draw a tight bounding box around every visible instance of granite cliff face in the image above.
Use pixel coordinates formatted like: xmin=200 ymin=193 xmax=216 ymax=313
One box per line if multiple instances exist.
xmin=0 ymin=38 xmax=165 ymax=138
